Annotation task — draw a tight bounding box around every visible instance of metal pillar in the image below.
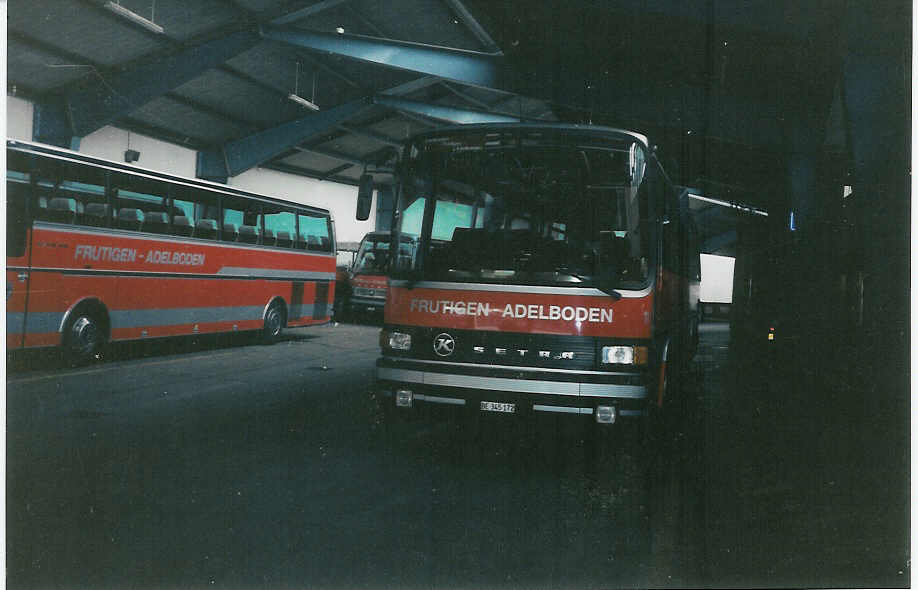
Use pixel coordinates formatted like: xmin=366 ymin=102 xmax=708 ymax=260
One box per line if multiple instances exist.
xmin=375 ymin=186 xmax=394 ymax=232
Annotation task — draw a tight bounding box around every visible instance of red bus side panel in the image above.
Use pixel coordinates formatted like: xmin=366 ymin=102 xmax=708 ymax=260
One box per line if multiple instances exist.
xmin=13 ymin=224 xmax=335 ymax=347
xmin=385 ymin=285 xmax=653 ymax=339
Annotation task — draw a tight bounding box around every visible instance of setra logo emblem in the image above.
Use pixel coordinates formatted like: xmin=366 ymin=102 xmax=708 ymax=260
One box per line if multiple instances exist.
xmin=433 ymin=333 xmax=456 ymax=357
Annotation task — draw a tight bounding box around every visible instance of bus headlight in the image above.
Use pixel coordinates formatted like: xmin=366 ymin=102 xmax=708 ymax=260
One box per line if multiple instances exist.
xmin=386 ymin=331 xmax=412 ymax=351
xmin=601 ymin=345 xmax=648 ymax=365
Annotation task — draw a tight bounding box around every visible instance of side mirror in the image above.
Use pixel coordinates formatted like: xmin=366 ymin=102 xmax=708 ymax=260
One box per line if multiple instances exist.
xmin=356 ymin=174 xmax=373 ymax=221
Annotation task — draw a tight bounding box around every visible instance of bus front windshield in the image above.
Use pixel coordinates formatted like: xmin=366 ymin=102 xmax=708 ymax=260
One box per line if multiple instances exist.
xmin=354 ymin=236 xmax=391 ymax=273
xmin=392 ymin=129 xmax=654 ymax=290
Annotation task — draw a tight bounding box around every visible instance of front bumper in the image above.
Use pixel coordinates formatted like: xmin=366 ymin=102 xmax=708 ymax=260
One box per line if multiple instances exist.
xmin=349 ymin=296 xmax=385 ymax=313
xmin=375 ymin=357 xmax=649 ymax=419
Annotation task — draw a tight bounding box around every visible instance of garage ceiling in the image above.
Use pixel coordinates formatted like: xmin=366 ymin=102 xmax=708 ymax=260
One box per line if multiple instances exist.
xmin=7 ymin=0 xmax=909 ymax=256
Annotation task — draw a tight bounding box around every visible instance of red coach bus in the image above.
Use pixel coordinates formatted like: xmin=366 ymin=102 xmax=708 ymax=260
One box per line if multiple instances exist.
xmin=6 ymin=140 xmax=336 ymax=363
xmin=346 ymin=231 xmax=417 ymax=317
xmin=362 ymin=124 xmax=699 ymax=428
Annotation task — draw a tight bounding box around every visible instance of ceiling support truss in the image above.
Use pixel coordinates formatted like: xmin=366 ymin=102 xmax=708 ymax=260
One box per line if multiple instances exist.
xmin=33 ymin=30 xmax=261 ymax=147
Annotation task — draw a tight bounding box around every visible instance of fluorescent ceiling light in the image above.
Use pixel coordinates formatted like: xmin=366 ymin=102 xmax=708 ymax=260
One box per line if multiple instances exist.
xmin=287 ymin=94 xmax=320 ymax=111
xmin=105 ymin=2 xmax=164 ymax=34
xmin=688 ymin=193 xmax=768 ymax=217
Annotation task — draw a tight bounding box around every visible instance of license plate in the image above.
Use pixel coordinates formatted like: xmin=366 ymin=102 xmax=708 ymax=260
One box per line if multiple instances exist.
xmin=480 ymin=401 xmax=516 ymax=413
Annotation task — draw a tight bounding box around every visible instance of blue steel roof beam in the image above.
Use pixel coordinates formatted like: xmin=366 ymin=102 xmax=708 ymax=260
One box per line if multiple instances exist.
xmin=261 ymin=27 xmax=507 ymax=91
xmin=197 ymin=97 xmax=372 ymax=181
xmin=372 ymin=95 xmax=521 ymax=125
xmin=443 ymin=0 xmax=502 ymax=53
xmin=196 ymin=76 xmax=440 ymax=181
xmin=35 ymin=30 xmax=262 ymax=145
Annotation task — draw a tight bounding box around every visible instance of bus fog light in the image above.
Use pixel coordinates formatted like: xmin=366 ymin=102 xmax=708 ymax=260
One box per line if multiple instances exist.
xmin=388 ymin=332 xmax=412 ymax=350
xmin=396 ymin=389 xmax=413 ymax=407
xmin=595 ymin=405 xmax=617 ymax=424
xmin=601 ymin=346 xmax=634 ymax=364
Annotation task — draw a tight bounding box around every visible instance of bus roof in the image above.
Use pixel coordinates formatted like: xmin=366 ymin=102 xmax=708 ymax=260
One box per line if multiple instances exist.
xmin=7 ymin=139 xmax=334 ymax=219
xmin=404 ymin=122 xmax=650 ymax=150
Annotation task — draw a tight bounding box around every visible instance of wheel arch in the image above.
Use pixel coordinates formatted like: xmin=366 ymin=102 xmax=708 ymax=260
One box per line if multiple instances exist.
xmin=263 ymin=296 xmax=288 ymax=327
xmin=59 ymin=297 xmax=111 ymax=342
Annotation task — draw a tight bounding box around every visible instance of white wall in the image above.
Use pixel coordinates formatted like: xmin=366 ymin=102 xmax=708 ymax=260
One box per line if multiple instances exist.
xmin=700 ymin=254 xmax=735 ymax=303
xmin=80 ymin=127 xmax=197 ymax=179
xmin=230 ymin=167 xmax=375 ymax=243
xmin=7 ymin=95 xmax=34 ymax=141
xmin=5 ymin=96 xmax=374 ymax=243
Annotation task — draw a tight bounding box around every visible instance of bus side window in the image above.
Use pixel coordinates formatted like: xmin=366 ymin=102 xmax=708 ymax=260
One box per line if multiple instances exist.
xmin=7 ymin=176 xmax=30 ymax=258
xmin=298 ymin=213 xmax=332 ymax=252
xmin=112 ymin=172 xmax=167 ymax=233
xmin=171 ymin=185 xmax=220 ymax=241
xmin=263 ymin=207 xmax=296 ymax=248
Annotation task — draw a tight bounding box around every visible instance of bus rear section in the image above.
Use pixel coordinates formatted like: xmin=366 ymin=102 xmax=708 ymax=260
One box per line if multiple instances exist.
xmin=370 ymin=124 xmax=698 ymax=427
xmin=6 ymin=140 xmax=336 ymax=362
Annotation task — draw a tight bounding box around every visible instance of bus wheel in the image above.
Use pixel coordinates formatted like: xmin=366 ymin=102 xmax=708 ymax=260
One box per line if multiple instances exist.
xmin=63 ymin=312 xmax=105 ymax=366
xmin=262 ymin=301 xmax=286 ymax=343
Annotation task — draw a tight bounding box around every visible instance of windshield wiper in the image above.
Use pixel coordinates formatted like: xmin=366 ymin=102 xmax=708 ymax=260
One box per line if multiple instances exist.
xmin=558 ymin=271 xmax=622 ymax=300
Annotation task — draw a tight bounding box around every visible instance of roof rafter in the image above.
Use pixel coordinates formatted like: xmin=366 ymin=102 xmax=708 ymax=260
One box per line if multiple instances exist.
xmin=33 ymin=29 xmax=262 ymax=146
xmin=261 ymin=27 xmax=507 ymax=90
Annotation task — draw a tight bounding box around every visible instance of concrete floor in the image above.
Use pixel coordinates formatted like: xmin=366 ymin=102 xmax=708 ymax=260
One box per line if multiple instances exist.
xmin=6 ymin=321 xmax=909 ymax=588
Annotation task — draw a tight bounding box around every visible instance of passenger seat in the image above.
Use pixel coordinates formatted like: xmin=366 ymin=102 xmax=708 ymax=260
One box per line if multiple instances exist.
xmin=84 ymin=203 xmax=113 ymax=227
xmin=46 ymin=197 xmax=79 ymax=224
xmin=237 ymin=225 xmax=259 ymax=244
xmin=143 ymin=211 xmax=170 ymax=234
xmin=118 ymin=208 xmax=144 ymax=231
xmin=194 ymin=219 xmax=219 ymax=240
xmin=172 ymin=215 xmax=194 ymax=237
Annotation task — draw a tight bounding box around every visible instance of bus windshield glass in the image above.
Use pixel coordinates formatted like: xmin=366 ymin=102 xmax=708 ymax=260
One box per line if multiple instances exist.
xmin=393 ymin=128 xmax=653 ymax=290
xmin=354 ymin=236 xmax=390 ymax=273
xmin=354 ymin=234 xmax=418 ymax=273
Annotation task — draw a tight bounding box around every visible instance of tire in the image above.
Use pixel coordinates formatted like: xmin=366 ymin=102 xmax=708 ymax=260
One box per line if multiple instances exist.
xmin=63 ymin=310 xmax=105 ymax=366
xmin=262 ymin=300 xmax=285 ymax=343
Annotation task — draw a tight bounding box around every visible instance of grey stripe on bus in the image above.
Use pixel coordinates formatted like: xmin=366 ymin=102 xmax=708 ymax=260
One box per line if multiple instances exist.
xmin=217 ymin=267 xmax=336 ymax=281
xmin=376 ymin=367 xmax=647 ymax=398
xmin=8 ymin=304 xmax=316 ymax=334
xmin=33 ymin=222 xmax=336 ymax=257
xmin=6 ymin=311 xmax=66 ymax=335
xmin=381 ymin=356 xmax=636 ymax=376
xmin=26 ymin=266 xmax=333 ymax=283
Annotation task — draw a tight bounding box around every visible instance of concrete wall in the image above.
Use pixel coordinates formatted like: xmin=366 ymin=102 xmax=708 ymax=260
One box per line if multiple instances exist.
xmin=5 ymin=96 xmax=375 ymax=243
xmin=700 ymin=253 xmax=735 ymax=303
xmin=230 ymin=167 xmax=375 ymax=244
xmin=7 ymin=95 xmax=33 ymax=141
xmin=80 ymin=127 xmax=198 ymax=179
